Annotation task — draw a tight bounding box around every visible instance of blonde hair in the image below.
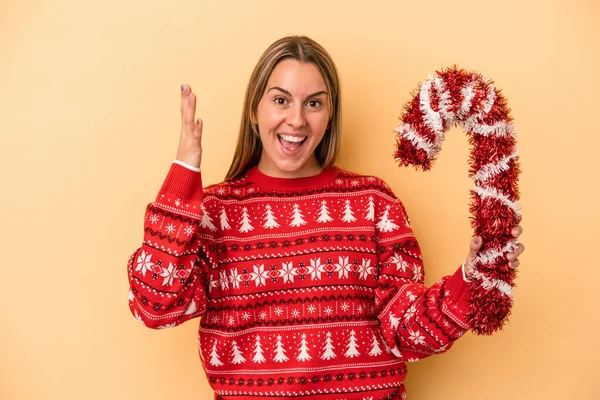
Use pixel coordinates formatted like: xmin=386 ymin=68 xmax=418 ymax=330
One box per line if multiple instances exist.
xmin=225 ymin=35 xmax=342 ymax=181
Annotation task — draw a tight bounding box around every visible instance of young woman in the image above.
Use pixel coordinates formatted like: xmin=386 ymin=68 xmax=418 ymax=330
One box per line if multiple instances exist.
xmin=128 ymin=36 xmax=524 ymax=399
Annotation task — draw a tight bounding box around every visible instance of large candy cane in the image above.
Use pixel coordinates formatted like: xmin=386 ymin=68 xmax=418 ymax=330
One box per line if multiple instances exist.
xmin=394 ymin=66 xmax=521 ymax=335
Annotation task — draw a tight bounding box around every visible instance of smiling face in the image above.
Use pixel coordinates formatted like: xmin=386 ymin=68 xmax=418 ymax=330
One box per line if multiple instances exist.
xmin=254 ymin=58 xmax=331 ymax=178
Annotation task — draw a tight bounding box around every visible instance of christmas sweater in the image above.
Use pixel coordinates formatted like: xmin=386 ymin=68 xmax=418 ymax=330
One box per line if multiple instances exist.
xmin=127 ymin=162 xmax=474 ymax=400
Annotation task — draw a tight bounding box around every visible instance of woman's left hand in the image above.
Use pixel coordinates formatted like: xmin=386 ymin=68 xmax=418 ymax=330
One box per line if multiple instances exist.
xmin=464 ymin=225 xmax=524 ymax=280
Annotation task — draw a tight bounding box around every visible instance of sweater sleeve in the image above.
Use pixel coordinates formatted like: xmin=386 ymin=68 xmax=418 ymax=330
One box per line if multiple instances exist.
xmin=375 ymin=195 xmax=473 ymax=361
xmin=127 ymin=162 xmax=216 ymax=329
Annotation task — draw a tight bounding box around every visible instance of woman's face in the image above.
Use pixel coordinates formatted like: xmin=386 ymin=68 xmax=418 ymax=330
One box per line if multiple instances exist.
xmin=255 ymin=58 xmax=330 ymax=178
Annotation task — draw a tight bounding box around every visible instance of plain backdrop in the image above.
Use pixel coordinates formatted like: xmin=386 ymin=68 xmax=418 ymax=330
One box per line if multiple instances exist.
xmin=1 ymin=0 xmax=599 ymax=399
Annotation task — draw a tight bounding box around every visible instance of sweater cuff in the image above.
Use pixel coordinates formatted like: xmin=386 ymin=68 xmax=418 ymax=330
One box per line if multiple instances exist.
xmin=442 ymin=266 xmax=474 ymax=328
xmin=157 ymin=162 xmax=203 ymax=203
xmin=173 ymin=159 xmax=201 ymax=172
xmin=446 ymin=266 xmax=473 ymax=307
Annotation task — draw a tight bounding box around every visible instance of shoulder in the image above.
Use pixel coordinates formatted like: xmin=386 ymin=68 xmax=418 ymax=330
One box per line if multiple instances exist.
xmin=202 ymin=172 xmax=254 ymax=201
xmin=331 ymin=166 xmax=398 ymax=199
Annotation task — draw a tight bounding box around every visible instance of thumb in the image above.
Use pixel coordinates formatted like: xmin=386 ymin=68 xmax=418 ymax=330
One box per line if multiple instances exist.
xmin=470 ymin=236 xmax=482 ymax=253
xmin=466 ymin=236 xmax=483 ymax=264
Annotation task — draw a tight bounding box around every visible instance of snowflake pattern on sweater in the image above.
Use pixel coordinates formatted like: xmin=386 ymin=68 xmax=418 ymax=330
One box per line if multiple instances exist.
xmin=127 ymin=164 xmax=474 ymax=400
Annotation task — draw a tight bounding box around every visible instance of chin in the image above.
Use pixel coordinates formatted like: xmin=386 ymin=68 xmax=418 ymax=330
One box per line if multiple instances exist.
xmin=274 ymin=158 xmax=309 ymax=173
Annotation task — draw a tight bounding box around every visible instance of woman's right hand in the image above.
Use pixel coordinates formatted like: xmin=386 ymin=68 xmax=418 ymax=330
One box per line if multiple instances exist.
xmin=175 ymin=85 xmax=203 ymax=169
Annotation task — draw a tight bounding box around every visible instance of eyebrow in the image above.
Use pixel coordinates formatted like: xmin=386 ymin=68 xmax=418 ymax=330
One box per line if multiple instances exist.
xmin=267 ymin=86 xmax=328 ymax=98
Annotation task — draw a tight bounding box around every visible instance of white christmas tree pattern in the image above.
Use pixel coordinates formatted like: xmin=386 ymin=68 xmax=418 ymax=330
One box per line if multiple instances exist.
xmin=231 ymin=340 xmax=246 ymax=364
xmin=296 ymin=333 xmax=312 ymax=361
xmin=376 ymin=205 xmax=399 ymax=232
xmin=341 ymin=199 xmax=357 ymax=223
xmin=316 ymin=200 xmax=333 ymax=223
xmin=209 ymin=341 xmax=224 ymax=367
xmin=219 ymin=207 xmax=231 ymax=230
xmin=263 ymin=204 xmax=280 ymax=229
xmin=239 ymin=207 xmax=254 ymax=233
xmin=345 ymin=330 xmax=360 ymax=358
xmin=273 ymin=335 xmax=289 ymax=363
xmin=378 ymin=332 xmax=392 ymax=354
xmin=184 ymin=298 xmax=197 ymax=315
xmin=365 ymin=196 xmax=375 ymax=221
xmin=320 ymin=331 xmax=337 ymax=360
xmin=290 ymin=203 xmax=307 ymax=227
xmin=200 ymin=205 xmax=217 ymax=232
xmin=389 ymin=313 xmax=401 ymax=330
xmin=368 ymin=333 xmax=382 ymax=356
xmin=252 ymin=335 xmax=266 ymax=363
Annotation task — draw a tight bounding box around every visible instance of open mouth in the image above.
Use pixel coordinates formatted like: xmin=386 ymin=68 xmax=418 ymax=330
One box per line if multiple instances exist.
xmin=277 ymin=134 xmax=307 ymax=154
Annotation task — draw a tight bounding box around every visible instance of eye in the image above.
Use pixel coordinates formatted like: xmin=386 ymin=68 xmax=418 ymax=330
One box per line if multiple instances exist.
xmin=307 ymin=99 xmax=322 ymax=108
xmin=274 ymin=97 xmax=288 ymax=106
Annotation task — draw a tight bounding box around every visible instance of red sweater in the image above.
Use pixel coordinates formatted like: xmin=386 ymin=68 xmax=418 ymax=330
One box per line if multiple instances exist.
xmin=128 ymin=163 xmax=473 ymax=399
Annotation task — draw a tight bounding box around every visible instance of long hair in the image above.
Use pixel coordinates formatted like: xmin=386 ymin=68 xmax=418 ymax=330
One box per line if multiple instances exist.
xmin=225 ymin=36 xmax=342 ymax=181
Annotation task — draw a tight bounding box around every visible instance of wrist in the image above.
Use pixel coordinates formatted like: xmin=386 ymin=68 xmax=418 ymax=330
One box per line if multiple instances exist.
xmin=175 ymin=154 xmax=201 ymax=170
xmin=461 ymin=262 xmax=473 ymax=282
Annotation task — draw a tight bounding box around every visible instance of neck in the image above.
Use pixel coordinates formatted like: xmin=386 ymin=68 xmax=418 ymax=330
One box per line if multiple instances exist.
xmin=257 ymin=156 xmax=323 ymax=179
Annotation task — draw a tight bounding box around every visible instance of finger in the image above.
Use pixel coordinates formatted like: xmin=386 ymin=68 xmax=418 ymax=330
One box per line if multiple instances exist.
xmin=194 ymin=117 xmax=203 ymax=139
xmin=470 ymin=236 xmax=483 ymax=254
xmin=509 ymin=259 xmax=520 ymax=269
xmin=180 ymin=85 xmax=196 ymax=133
xmin=507 ymin=243 xmax=525 ymax=260
xmin=512 ymin=225 xmax=523 ymax=237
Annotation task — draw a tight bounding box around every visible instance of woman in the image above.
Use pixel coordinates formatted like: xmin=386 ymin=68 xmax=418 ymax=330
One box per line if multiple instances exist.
xmin=128 ymin=35 xmax=524 ymax=399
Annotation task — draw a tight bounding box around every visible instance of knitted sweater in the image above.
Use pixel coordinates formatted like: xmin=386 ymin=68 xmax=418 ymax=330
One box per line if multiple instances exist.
xmin=127 ymin=162 xmax=474 ymax=400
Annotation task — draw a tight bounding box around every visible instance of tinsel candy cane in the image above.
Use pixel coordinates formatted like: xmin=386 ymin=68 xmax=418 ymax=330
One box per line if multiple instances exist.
xmin=394 ymin=66 xmax=521 ymax=335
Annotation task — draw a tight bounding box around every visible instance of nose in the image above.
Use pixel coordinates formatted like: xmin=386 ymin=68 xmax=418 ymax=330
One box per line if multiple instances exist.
xmin=286 ymin=104 xmax=307 ymax=129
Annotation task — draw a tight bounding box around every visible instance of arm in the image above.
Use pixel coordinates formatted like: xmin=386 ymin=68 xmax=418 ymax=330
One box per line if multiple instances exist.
xmin=127 ymin=162 xmax=216 ymax=329
xmin=375 ymin=197 xmax=473 ymax=361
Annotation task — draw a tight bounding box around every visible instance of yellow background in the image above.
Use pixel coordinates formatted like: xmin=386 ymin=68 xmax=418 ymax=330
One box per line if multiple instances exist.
xmin=1 ymin=0 xmax=598 ymax=398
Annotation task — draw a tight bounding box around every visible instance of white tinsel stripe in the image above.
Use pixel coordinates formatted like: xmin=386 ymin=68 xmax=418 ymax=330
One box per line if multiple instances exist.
xmin=433 ymin=77 xmax=455 ymax=127
xmin=457 ymin=79 xmax=476 ymax=120
xmin=419 ymin=78 xmax=445 ymax=135
xmin=473 ymin=152 xmax=519 ymax=182
xmin=462 ymin=119 xmax=515 ymax=138
xmin=470 ymin=269 xmax=514 ymax=299
xmin=470 ymin=240 xmax=519 ymax=299
xmin=458 ymin=78 xmax=497 ymax=128
xmin=481 ymin=77 xmax=497 ymax=115
xmin=474 ymin=240 xmax=519 ymax=265
xmin=394 ymin=123 xmax=439 ymax=159
xmin=474 ymin=185 xmax=521 ymax=217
